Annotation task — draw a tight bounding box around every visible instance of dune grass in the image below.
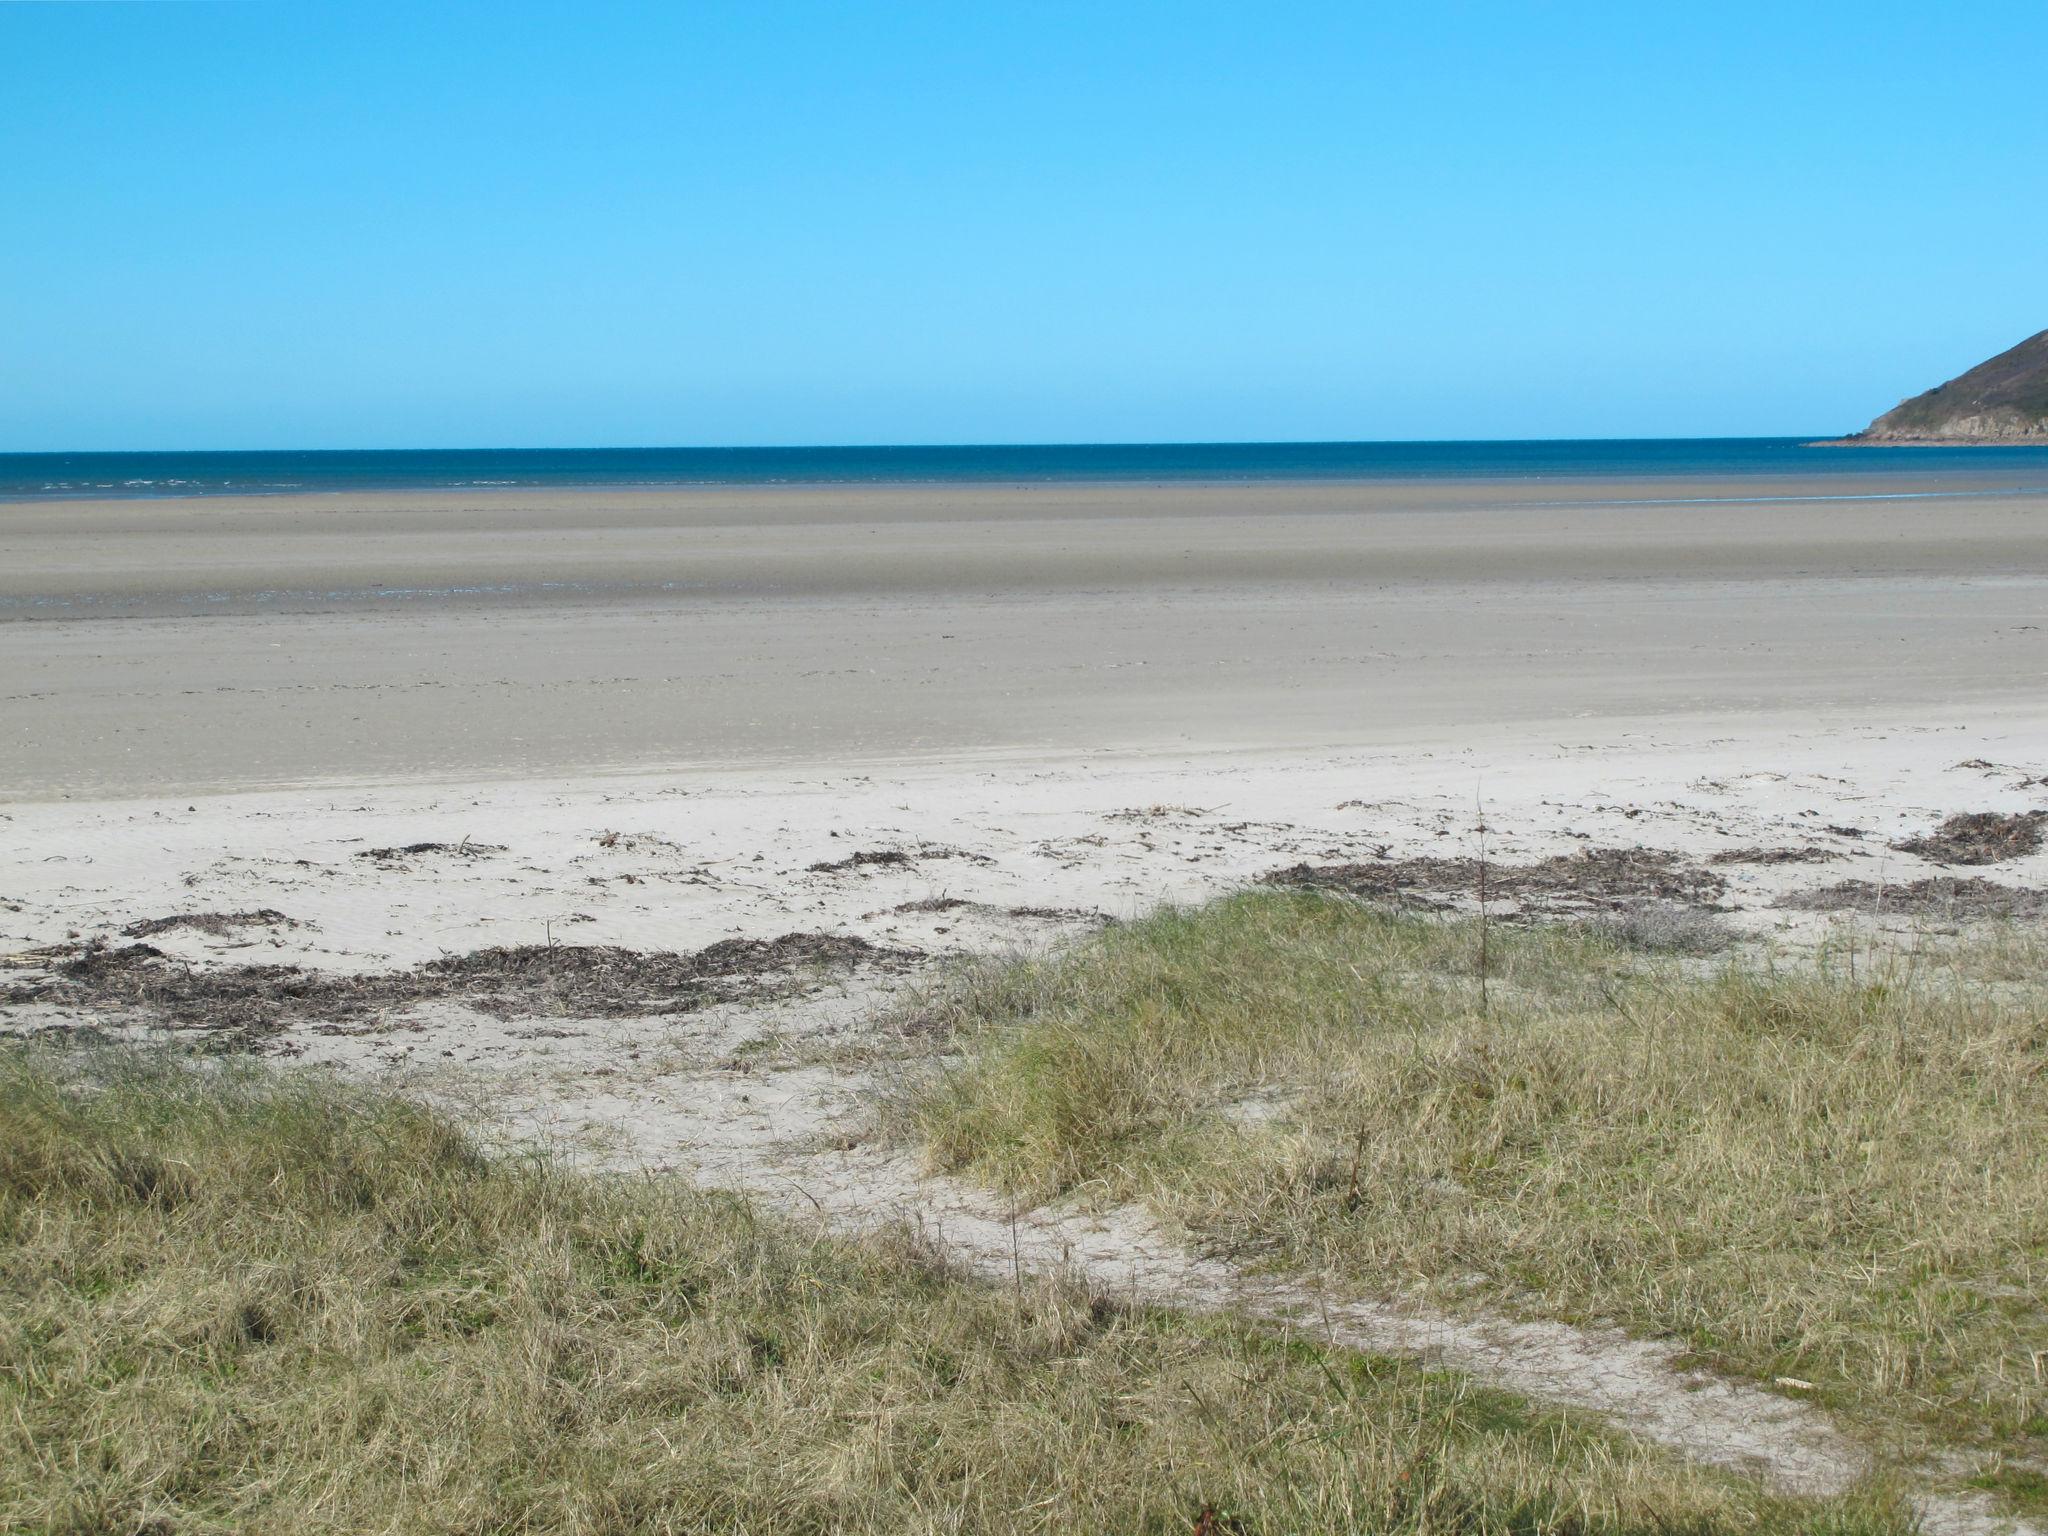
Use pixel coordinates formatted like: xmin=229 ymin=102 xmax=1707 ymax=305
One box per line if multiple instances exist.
xmin=902 ymin=892 xmax=2048 ymax=1491
xmin=0 ymin=1044 xmax=1910 ymax=1535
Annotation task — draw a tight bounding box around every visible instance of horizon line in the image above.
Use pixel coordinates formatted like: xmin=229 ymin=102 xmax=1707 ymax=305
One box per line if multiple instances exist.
xmin=1 ymin=433 xmax=1860 ymax=457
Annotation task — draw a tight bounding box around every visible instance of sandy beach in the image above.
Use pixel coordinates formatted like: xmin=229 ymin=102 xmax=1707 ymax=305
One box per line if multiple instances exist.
xmin=7 ymin=474 xmax=2048 ymax=1522
xmin=6 ymin=470 xmax=2046 ymax=960
xmin=9 ymin=467 xmax=2048 ymax=1060
xmin=8 ymin=467 xmax=2048 ymax=1136
xmin=6 ymin=473 xmax=2048 ymax=798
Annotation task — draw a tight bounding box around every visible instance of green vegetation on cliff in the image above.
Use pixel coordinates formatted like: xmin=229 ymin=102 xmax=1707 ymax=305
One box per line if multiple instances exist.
xmin=1847 ymin=328 xmax=2048 ymax=441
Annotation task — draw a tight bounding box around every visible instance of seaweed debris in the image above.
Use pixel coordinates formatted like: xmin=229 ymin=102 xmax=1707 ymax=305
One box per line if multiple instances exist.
xmin=807 ymin=845 xmax=989 ymax=875
xmin=1261 ymin=847 xmax=1724 ymax=913
xmin=3 ymin=932 xmax=916 ymax=1048
xmin=1706 ymin=847 xmax=1841 ymax=867
xmin=1892 ymin=812 xmax=2046 ymax=866
xmin=121 ymin=910 xmax=297 ymax=939
xmin=355 ymin=841 xmax=506 ymax=864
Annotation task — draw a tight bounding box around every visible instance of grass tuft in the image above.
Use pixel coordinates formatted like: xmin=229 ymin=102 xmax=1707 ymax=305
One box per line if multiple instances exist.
xmin=0 ymin=1042 xmax=1905 ymax=1533
xmin=902 ymin=891 xmax=2048 ymax=1477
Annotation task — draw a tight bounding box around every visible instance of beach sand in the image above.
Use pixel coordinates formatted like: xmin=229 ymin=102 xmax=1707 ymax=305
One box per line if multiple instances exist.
xmin=5 ymin=475 xmax=2047 ymax=798
xmin=8 ymin=474 xmax=2048 ymax=1515
xmin=8 ymin=467 xmax=2048 ymax=1147
xmin=7 ymin=469 xmax=2047 ymax=1019
xmin=5 ymin=470 xmax=2047 ymax=971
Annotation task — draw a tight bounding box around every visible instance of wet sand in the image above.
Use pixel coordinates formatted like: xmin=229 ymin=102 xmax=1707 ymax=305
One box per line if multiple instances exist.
xmin=4 ymin=474 xmax=2047 ymax=798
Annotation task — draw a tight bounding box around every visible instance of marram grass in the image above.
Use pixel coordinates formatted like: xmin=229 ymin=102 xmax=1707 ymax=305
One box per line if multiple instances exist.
xmin=903 ymin=891 xmax=2048 ymax=1486
xmin=0 ymin=1045 xmax=1905 ymax=1535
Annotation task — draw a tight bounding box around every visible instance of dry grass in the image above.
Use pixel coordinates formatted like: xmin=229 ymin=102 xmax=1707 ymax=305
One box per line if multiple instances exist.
xmin=0 ymin=1044 xmax=1901 ymax=1535
xmin=902 ymin=891 xmax=2048 ymax=1493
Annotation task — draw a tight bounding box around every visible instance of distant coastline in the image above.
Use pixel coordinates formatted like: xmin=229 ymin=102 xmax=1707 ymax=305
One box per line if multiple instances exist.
xmin=1806 ymin=435 xmax=2048 ymax=448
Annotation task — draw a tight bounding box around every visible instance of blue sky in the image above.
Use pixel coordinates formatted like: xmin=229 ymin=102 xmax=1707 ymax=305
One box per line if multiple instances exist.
xmin=4 ymin=1 xmax=2044 ymax=449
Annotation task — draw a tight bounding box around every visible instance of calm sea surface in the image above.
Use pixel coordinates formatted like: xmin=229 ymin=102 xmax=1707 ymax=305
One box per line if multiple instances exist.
xmin=6 ymin=439 xmax=2048 ymax=500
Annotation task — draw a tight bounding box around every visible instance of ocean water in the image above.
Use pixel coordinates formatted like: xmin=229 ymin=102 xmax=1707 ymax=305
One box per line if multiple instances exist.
xmin=4 ymin=438 xmax=2048 ymax=499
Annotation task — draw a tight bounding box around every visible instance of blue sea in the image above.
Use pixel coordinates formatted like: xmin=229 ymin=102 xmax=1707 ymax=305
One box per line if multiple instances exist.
xmin=4 ymin=439 xmax=2048 ymax=500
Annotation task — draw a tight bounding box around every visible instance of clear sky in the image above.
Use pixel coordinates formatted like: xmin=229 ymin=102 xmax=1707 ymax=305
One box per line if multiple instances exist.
xmin=4 ymin=1 xmax=2044 ymax=450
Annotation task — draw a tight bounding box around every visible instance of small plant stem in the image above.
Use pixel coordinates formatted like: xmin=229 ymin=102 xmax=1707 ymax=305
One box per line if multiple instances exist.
xmin=1476 ymin=792 xmax=1490 ymax=1015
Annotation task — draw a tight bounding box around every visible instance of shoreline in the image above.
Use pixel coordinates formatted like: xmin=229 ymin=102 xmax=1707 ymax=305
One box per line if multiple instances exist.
xmin=9 ymin=435 xmax=2048 ymax=505
xmin=10 ymin=460 xmax=2048 ymax=507
xmin=1808 ymin=435 xmax=2048 ymax=448
xmin=13 ymin=473 xmax=2048 ymax=513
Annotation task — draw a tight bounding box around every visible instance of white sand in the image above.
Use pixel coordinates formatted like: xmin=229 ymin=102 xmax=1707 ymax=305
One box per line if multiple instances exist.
xmin=4 ymin=712 xmax=2044 ymax=975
